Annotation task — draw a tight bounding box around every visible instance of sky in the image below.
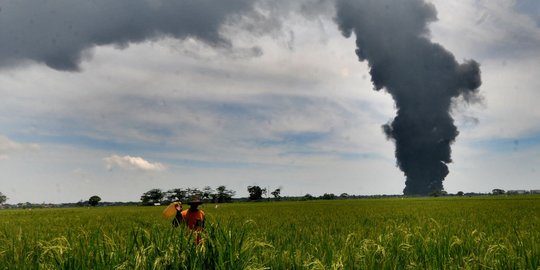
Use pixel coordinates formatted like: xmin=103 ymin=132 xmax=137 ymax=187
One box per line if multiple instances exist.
xmin=1 ymin=0 xmax=539 ymax=203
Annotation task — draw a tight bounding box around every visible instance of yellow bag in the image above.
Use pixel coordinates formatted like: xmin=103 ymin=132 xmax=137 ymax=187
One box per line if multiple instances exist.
xmin=162 ymin=202 xmax=180 ymax=218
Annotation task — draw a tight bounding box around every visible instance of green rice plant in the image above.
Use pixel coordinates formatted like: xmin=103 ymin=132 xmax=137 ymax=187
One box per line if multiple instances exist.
xmin=0 ymin=196 xmax=538 ymax=269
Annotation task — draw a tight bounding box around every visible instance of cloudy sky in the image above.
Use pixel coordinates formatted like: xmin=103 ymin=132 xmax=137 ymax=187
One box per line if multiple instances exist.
xmin=1 ymin=0 xmax=539 ymax=203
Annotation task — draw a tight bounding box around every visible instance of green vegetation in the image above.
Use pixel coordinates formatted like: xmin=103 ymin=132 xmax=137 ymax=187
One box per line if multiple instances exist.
xmin=1 ymin=196 xmax=539 ymax=269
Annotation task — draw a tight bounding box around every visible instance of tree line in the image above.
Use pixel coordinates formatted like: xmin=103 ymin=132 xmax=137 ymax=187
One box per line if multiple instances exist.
xmin=2 ymin=187 xmax=539 ymax=209
xmin=139 ymin=185 xmax=284 ymax=206
xmin=246 ymin=186 xmax=282 ymax=201
xmin=140 ymin=186 xmax=235 ymax=206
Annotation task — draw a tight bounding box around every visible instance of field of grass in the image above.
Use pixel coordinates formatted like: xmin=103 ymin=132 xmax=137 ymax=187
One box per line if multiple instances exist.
xmin=0 ymin=196 xmax=539 ymax=269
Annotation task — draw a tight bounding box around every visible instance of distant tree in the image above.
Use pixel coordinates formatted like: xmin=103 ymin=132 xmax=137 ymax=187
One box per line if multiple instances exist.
xmin=429 ymin=190 xmax=448 ymax=197
xmin=166 ymin=188 xmax=187 ymax=202
xmin=321 ymin=193 xmax=336 ymax=200
xmin=339 ymin=193 xmax=349 ymax=199
xmin=303 ymin=194 xmax=314 ymax=200
xmin=492 ymin=189 xmax=505 ymax=195
xmin=216 ymin=185 xmax=235 ymax=203
xmin=76 ymin=200 xmax=87 ymax=207
xmin=185 ymin=188 xmax=202 ymax=200
xmin=141 ymin=189 xmax=164 ymax=205
xmin=247 ymin=186 xmax=263 ymax=201
xmin=88 ymin=195 xmax=101 ymax=206
xmin=209 ymin=192 xmax=219 ymax=203
xmin=457 ymin=191 xmax=464 ymax=196
xmin=0 ymin=192 xmax=7 ymax=204
xmin=202 ymin=186 xmax=214 ymax=201
xmin=271 ymin=188 xmax=281 ymax=200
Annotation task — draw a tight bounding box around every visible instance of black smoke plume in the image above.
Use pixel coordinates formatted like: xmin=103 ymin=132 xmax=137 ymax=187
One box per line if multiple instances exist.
xmin=335 ymin=0 xmax=482 ymax=195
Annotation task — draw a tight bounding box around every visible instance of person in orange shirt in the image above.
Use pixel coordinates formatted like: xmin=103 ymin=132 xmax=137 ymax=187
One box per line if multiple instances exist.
xmin=181 ymin=197 xmax=205 ymax=231
xmin=171 ymin=197 xmax=205 ymax=244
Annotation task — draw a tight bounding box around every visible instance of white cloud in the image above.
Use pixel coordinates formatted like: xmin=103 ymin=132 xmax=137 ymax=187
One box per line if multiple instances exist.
xmin=429 ymin=0 xmax=540 ymax=60
xmin=428 ymin=0 xmax=540 ymax=141
xmin=104 ymin=155 xmax=166 ymax=172
xmin=0 ymin=134 xmax=39 ymax=159
xmin=0 ymin=15 xmax=393 ymax=165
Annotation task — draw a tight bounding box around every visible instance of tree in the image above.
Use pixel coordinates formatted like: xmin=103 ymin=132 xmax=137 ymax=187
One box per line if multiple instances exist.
xmin=429 ymin=190 xmax=448 ymax=197
xmin=321 ymin=193 xmax=336 ymax=200
xmin=339 ymin=193 xmax=349 ymax=199
xmin=202 ymin=186 xmax=214 ymax=201
xmin=166 ymin=188 xmax=187 ymax=202
xmin=457 ymin=191 xmax=464 ymax=196
xmin=492 ymin=189 xmax=505 ymax=195
xmin=76 ymin=200 xmax=86 ymax=207
xmin=89 ymin=195 xmax=101 ymax=206
xmin=185 ymin=188 xmax=202 ymax=199
xmin=140 ymin=189 xmax=164 ymax=205
xmin=0 ymin=192 xmax=7 ymax=204
xmin=216 ymin=185 xmax=235 ymax=203
xmin=303 ymin=194 xmax=314 ymax=200
xmin=271 ymin=188 xmax=281 ymax=200
xmin=247 ymin=185 xmax=263 ymax=201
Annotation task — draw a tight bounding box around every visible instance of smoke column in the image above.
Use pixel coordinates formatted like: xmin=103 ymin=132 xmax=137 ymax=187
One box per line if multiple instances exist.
xmin=335 ymin=0 xmax=482 ymax=195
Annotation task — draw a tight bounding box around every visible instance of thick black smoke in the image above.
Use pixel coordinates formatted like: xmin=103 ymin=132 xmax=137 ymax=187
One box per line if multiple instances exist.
xmin=0 ymin=0 xmax=258 ymax=71
xmin=335 ymin=0 xmax=481 ymax=195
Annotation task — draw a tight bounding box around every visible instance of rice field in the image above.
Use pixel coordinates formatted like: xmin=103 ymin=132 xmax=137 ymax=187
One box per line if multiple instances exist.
xmin=0 ymin=196 xmax=539 ymax=269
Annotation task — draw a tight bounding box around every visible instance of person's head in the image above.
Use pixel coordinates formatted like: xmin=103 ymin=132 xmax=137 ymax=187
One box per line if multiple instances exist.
xmin=174 ymin=201 xmax=182 ymax=211
xmin=187 ymin=196 xmax=203 ymax=210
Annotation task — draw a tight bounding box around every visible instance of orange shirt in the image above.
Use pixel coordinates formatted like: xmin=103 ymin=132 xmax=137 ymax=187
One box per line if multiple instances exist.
xmin=181 ymin=209 xmax=205 ymax=230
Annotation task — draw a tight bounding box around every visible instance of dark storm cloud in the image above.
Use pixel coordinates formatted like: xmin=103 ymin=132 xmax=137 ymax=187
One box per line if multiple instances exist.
xmin=0 ymin=0 xmax=336 ymax=71
xmin=0 ymin=0 xmax=257 ymax=70
xmin=335 ymin=0 xmax=482 ymax=195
